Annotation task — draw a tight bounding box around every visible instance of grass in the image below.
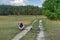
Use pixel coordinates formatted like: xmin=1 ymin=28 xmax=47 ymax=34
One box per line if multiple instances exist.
xmin=43 ymin=18 xmax=60 ymax=40
xmin=0 ymin=15 xmax=35 ymax=40
xmin=33 ymin=15 xmax=60 ymax=40
xmin=20 ymin=19 xmax=39 ymax=40
xmin=1 ymin=15 xmax=60 ymax=40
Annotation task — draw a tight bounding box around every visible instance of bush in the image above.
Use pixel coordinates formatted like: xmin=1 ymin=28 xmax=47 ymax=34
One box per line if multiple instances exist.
xmin=57 ymin=11 xmax=60 ymax=19
xmin=43 ymin=10 xmax=60 ymax=20
xmin=48 ymin=13 xmax=57 ymax=20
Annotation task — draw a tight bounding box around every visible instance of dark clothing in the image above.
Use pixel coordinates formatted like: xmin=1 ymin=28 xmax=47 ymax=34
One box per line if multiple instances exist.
xmin=19 ymin=23 xmax=23 ymax=28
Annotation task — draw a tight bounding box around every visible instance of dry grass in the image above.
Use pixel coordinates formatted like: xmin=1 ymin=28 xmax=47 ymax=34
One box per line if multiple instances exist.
xmin=44 ymin=19 xmax=60 ymax=25
xmin=50 ymin=20 xmax=60 ymax=25
xmin=43 ymin=18 xmax=60 ymax=40
xmin=17 ymin=21 xmax=31 ymax=25
xmin=0 ymin=15 xmax=35 ymax=40
xmin=0 ymin=21 xmax=31 ymax=27
xmin=20 ymin=19 xmax=39 ymax=40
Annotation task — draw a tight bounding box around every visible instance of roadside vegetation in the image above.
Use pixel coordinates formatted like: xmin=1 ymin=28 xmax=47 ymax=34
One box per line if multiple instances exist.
xmin=0 ymin=15 xmax=60 ymax=40
xmin=43 ymin=18 xmax=60 ymax=40
xmin=19 ymin=16 xmax=60 ymax=40
xmin=43 ymin=0 xmax=60 ymax=20
xmin=20 ymin=19 xmax=39 ymax=40
xmin=42 ymin=0 xmax=60 ymax=40
xmin=0 ymin=15 xmax=35 ymax=40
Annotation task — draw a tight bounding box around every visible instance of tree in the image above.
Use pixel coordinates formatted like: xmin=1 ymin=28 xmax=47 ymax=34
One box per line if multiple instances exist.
xmin=43 ymin=0 xmax=60 ymax=20
xmin=0 ymin=5 xmax=42 ymax=15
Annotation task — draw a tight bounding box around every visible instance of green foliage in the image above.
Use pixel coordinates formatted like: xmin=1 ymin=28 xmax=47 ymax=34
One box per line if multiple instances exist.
xmin=43 ymin=0 xmax=60 ymax=20
xmin=0 ymin=5 xmax=42 ymax=15
xmin=43 ymin=10 xmax=57 ymax=20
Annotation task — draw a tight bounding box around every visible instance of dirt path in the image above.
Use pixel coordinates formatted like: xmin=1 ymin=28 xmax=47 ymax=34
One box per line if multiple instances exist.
xmin=37 ymin=20 xmax=45 ymax=40
xmin=12 ymin=25 xmax=32 ymax=40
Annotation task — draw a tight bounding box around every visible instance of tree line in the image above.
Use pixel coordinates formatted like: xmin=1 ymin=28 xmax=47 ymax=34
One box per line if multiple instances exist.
xmin=0 ymin=5 xmax=42 ymax=15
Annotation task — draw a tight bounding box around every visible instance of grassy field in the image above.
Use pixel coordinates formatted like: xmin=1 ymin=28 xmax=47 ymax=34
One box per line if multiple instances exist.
xmin=0 ymin=15 xmax=35 ymax=40
xmin=35 ymin=15 xmax=60 ymax=40
xmin=20 ymin=15 xmax=60 ymax=40
xmin=20 ymin=19 xmax=39 ymax=40
xmin=0 ymin=15 xmax=60 ymax=40
xmin=43 ymin=18 xmax=60 ymax=40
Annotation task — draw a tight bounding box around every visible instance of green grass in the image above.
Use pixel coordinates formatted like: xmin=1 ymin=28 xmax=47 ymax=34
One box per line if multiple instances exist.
xmin=43 ymin=18 xmax=60 ymax=40
xmin=0 ymin=16 xmax=35 ymax=40
xmin=34 ymin=15 xmax=60 ymax=40
xmin=20 ymin=19 xmax=39 ymax=40
xmin=1 ymin=15 xmax=60 ymax=40
xmin=20 ymin=15 xmax=60 ymax=40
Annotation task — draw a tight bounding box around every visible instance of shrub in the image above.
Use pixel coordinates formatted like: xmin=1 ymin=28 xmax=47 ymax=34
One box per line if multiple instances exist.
xmin=43 ymin=10 xmax=60 ymax=20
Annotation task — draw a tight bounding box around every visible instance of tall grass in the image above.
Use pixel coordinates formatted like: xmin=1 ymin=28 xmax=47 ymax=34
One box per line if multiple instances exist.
xmin=0 ymin=16 xmax=35 ymax=40
xmin=20 ymin=19 xmax=39 ymax=40
xmin=43 ymin=18 xmax=60 ymax=40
